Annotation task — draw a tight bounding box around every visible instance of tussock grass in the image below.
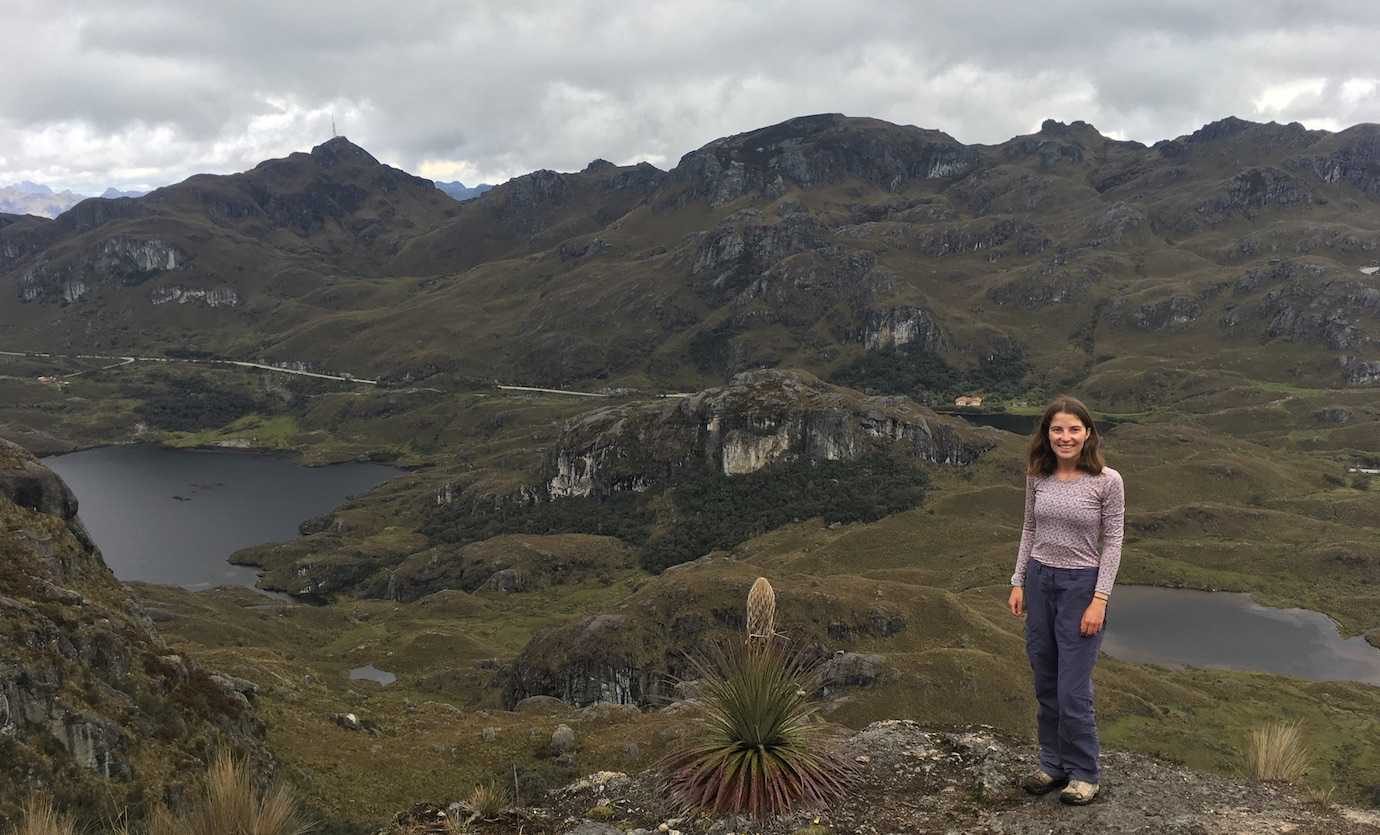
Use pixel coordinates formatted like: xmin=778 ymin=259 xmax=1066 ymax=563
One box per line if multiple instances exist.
xmin=10 ymin=795 xmax=78 ymax=835
xmin=463 ymin=782 xmax=508 ymax=820
xmin=1246 ymin=720 xmax=1310 ymax=783
xmin=25 ymin=753 xmax=312 ymax=835
xmin=1305 ymin=784 xmax=1336 ymax=810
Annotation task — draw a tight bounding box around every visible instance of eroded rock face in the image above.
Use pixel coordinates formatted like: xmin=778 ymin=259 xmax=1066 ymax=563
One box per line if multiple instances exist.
xmin=0 ymin=439 xmax=265 ymax=821
xmin=1290 ymin=125 xmax=1380 ymax=197
xmin=149 ymin=285 xmax=240 ymax=307
xmin=1219 ymin=260 xmax=1380 ymax=352
xmin=1341 ymin=356 xmax=1380 ymax=385
xmin=16 ymin=236 xmax=184 ymax=303
xmin=0 ymin=440 xmax=80 ymax=521
xmin=535 ymin=370 xmax=993 ymax=501
xmin=864 ymin=305 xmax=947 ymax=352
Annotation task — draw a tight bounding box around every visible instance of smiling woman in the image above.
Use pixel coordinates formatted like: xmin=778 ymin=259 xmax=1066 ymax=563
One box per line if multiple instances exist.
xmin=1006 ymin=395 xmax=1125 ymax=806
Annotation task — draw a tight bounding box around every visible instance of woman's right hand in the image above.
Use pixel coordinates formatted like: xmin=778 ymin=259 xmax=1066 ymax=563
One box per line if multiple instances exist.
xmin=1008 ymin=586 xmax=1024 ymax=617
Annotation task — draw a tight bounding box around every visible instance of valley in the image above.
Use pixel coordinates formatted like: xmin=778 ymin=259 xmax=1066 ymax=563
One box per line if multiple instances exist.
xmin=1 ymin=112 xmax=1379 ymax=831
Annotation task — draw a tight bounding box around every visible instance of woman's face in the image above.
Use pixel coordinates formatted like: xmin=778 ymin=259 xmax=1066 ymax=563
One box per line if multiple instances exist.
xmin=1048 ymin=411 xmax=1089 ymax=463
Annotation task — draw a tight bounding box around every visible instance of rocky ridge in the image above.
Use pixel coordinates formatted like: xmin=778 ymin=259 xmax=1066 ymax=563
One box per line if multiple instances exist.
xmin=4 ymin=114 xmax=1380 ymax=391
xmin=539 ymin=369 xmax=991 ymax=501
xmin=0 ymin=440 xmax=265 ymax=825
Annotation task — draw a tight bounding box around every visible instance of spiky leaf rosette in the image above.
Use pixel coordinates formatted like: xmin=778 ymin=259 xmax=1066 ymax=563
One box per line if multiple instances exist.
xmin=659 ymin=639 xmax=853 ymax=818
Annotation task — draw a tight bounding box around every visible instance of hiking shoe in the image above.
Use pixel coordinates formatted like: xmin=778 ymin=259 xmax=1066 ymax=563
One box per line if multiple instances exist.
xmin=1021 ymin=769 xmax=1067 ymax=794
xmin=1059 ymin=779 xmax=1100 ymax=805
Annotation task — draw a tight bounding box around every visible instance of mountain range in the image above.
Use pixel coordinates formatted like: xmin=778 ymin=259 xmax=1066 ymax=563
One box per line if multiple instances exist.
xmin=434 ymin=179 xmax=494 ymax=201
xmin=0 ymin=182 xmax=148 ymax=220
xmin=1 ymin=113 xmax=1378 ymax=402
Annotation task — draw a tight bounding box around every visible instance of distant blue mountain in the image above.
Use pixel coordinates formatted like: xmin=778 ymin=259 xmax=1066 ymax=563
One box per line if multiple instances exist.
xmin=101 ymin=187 xmax=147 ymax=199
xmin=13 ymin=181 xmax=53 ymax=195
xmin=434 ymin=180 xmax=493 ymax=202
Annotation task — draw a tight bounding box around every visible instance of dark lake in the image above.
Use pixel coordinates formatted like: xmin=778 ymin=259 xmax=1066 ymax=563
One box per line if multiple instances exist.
xmin=43 ymin=445 xmax=401 ymax=589
xmin=1102 ymin=586 xmax=1380 ymax=686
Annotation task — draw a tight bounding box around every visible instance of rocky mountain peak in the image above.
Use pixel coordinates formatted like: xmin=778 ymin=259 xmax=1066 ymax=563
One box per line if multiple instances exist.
xmin=1037 ymin=117 xmax=1102 ymax=138
xmin=307 ymin=135 xmax=383 ymax=168
xmin=670 ymin=113 xmax=975 ymax=205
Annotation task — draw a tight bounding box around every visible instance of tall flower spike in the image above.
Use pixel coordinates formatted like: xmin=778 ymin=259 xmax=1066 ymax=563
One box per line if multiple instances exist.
xmin=746 ymin=577 xmax=776 ymax=640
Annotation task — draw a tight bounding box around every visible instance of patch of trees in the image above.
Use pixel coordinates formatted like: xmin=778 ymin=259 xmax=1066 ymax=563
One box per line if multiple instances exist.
xmin=133 ymin=374 xmax=261 ymax=431
xmin=639 ymin=454 xmax=929 ymax=572
xmin=422 ymin=454 xmax=929 ymax=574
xmin=830 ymin=343 xmax=1028 ymax=403
xmin=421 ymin=492 xmax=652 ymax=547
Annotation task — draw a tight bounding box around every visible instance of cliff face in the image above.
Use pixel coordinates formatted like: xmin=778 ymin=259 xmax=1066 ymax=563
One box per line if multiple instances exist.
xmin=0 ymin=440 xmax=264 ymax=825
xmin=538 ymin=369 xmax=993 ymax=501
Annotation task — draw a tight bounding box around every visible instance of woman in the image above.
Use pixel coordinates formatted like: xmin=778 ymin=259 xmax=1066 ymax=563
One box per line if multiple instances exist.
xmin=1007 ymin=395 xmax=1124 ymax=806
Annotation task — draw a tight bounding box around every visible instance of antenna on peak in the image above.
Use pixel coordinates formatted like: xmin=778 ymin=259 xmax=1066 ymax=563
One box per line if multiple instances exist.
xmin=332 ymin=115 xmax=338 ymax=138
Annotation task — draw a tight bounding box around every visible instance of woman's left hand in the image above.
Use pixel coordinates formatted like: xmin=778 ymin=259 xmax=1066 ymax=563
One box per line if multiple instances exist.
xmin=1080 ymin=598 xmax=1107 ymax=637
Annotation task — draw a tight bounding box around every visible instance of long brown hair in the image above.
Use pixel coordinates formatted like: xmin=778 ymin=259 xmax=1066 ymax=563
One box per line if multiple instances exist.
xmin=1026 ymin=395 xmax=1105 ymax=477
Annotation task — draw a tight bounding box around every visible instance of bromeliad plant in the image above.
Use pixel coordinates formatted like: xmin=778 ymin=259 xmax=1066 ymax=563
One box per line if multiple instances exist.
xmin=659 ymin=578 xmax=853 ymax=819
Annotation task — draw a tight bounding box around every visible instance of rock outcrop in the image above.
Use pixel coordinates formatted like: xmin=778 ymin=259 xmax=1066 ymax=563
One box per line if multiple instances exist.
xmin=0 ymin=439 xmax=265 ymax=825
xmin=864 ymin=305 xmax=947 ymax=352
xmin=1221 ymin=260 xmax=1380 ymax=350
xmin=538 ymin=369 xmax=992 ymax=500
xmin=669 ymin=113 xmax=976 ymax=206
xmin=387 ymin=720 xmax=1380 ymax=834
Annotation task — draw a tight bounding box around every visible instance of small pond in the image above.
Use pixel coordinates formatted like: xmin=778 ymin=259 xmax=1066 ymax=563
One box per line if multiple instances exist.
xmin=1102 ymin=586 xmax=1380 ymax=686
xmin=349 ymin=665 xmax=398 ymax=686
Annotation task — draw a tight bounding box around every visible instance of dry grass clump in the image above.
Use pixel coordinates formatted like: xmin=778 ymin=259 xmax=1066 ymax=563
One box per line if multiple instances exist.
xmin=1245 ymin=719 xmax=1310 ymax=783
xmin=10 ymin=795 xmax=78 ymax=835
xmin=21 ymin=752 xmax=312 ymax=835
xmin=463 ymin=782 xmax=508 ymax=820
xmin=149 ymin=752 xmax=313 ymax=835
xmin=1304 ymin=784 xmax=1336 ymax=811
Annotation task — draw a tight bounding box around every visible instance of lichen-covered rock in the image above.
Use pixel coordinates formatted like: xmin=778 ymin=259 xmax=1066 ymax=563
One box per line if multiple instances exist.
xmin=819 ymin=652 xmax=884 ymax=690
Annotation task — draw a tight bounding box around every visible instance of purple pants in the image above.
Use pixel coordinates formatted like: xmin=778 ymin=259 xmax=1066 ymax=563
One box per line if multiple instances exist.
xmin=1024 ymin=560 xmax=1103 ymax=783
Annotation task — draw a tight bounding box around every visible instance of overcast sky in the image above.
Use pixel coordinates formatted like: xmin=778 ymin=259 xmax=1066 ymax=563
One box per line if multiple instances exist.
xmin=4 ymin=0 xmax=1380 ymax=193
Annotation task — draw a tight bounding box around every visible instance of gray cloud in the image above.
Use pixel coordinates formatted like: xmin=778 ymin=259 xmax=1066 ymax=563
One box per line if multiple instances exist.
xmin=3 ymin=0 xmax=1380 ymax=193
